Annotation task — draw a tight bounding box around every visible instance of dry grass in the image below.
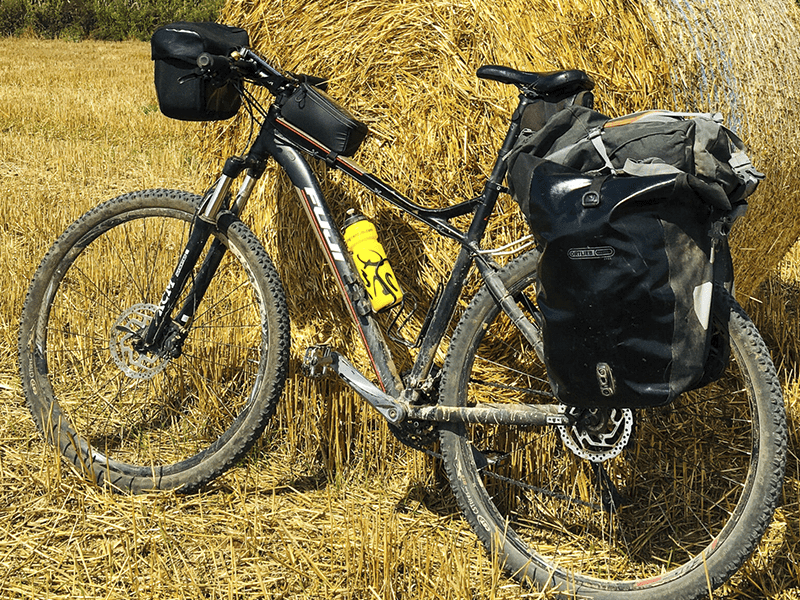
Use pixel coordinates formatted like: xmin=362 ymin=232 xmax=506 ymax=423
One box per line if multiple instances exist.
xmin=645 ymin=0 xmax=800 ymax=303
xmin=0 ymin=37 xmax=554 ymax=600
xmin=2 ymin=12 xmax=800 ymax=600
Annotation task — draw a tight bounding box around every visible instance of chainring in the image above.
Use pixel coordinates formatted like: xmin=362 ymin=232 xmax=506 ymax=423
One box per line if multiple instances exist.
xmin=389 ymin=369 xmax=441 ymax=451
xmin=388 ymin=419 xmax=440 ymax=451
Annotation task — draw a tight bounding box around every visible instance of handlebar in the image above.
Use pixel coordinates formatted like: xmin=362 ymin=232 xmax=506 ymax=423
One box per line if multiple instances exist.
xmin=197 ymin=52 xmax=232 ymax=78
xmin=195 ymin=48 xmax=292 ymax=95
xmin=195 ymin=48 xmax=329 ymax=98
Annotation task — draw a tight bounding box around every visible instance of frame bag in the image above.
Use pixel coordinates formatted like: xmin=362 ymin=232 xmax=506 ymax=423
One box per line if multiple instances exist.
xmin=151 ymin=22 xmax=249 ymax=121
xmin=507 ymin=106 xmax=762 ymax=408
xmin=277 ymin=82 xmax=369 ymax=161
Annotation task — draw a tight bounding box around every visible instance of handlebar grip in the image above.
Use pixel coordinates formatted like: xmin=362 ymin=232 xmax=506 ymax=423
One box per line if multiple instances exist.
xmin=197 ymin=52 xmax=232 ymax=78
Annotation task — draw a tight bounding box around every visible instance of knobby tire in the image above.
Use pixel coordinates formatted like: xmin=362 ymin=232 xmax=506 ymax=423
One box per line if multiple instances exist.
xmin=18 ymin=189 xmax=290 ymax=493
xmin=439 ymin=249 xmax=786 ymax=600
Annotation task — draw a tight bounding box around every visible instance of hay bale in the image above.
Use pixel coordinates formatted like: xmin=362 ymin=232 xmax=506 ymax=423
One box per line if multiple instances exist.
xmin=201 ymin=0 xmax=800 ymax=460
xmin=645 ymin=0 xmax=800 ymax=299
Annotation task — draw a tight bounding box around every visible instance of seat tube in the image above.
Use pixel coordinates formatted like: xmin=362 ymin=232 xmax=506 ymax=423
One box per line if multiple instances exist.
xmin=485 ymin=93 xmax=533 ymax=188
xmin=464 ymin=97 xmax=529 ymax=245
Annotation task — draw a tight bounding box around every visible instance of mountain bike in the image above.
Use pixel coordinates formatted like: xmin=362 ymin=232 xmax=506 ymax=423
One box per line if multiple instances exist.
xmin=18 ymin=28 xmax=787 ymax=600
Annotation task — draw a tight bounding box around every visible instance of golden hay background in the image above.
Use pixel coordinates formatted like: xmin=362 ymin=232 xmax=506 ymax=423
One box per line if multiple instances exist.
xmin=1 ymin=0 xmax=800 ymax=596
xmin=213 ymin=0 xmax=800 ymax=299
xmin=205 ymin=0 xmax=800 ymax=464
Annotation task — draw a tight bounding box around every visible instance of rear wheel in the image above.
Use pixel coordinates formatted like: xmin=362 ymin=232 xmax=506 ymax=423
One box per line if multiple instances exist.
xmin=439 ymin=249 xmax=786 ymax=599
xmin=18 ymin=189 xmax=290 ymax=493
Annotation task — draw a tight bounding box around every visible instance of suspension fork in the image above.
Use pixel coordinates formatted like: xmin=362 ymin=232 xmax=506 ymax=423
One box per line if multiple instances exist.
xmin=138 ymin=158 xmax=265 ymax=356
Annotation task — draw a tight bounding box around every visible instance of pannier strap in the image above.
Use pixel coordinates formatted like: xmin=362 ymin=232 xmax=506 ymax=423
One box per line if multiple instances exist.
xmin=622 ymin=159 xmax=683 ymax=177
xmin=587 ymin=128 xmax=617 ymax=174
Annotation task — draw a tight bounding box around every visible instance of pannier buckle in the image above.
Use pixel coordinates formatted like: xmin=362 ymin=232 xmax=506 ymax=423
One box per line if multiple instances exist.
xmin=582 ymin=190 xmax=601 ymax=207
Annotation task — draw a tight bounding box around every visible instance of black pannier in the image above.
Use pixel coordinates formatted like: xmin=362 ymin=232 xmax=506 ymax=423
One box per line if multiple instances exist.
xmin=151 ymin=22 xmax=249 ymax=121
xmin=507 ymin=106 xmax=761 ymax=408
xmin=278 ymin=82 xmax=369 ymax=160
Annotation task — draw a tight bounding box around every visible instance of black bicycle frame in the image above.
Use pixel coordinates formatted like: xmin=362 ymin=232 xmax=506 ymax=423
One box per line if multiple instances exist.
xmin=249 ymin=94 xmax=541 ymax=396
xmin=143 ymin=88 xmax=564 ymax=427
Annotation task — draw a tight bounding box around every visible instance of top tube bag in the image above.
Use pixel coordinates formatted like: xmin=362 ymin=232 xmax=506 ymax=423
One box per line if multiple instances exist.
xmin=276 ymin=82 xmax=370 ymax=161
xmin=151 ymin=22 xmax=249 ymax=121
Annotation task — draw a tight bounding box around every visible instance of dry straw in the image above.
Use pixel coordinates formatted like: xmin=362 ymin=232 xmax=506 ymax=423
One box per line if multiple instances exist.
xmin=645 ymin=0 xmax=800 ymax=301
xmin=1 ymin=11 xmax=799 ymax=598
xmin=207 ymin=0 xmax=800 ymax=460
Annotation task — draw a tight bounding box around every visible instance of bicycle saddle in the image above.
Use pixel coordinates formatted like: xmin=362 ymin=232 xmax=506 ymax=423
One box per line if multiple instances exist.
xmin=477 ymin=65 xmax=594 ymax=96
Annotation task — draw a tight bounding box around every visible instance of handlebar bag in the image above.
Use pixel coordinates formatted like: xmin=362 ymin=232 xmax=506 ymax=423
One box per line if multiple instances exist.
xmin=513 ymin=162 xmax=735 ymax=408
xmin=151 ymin=22 xmax=249 ymax=121
xmin=277 ymin=82 xmax=369 ymax=160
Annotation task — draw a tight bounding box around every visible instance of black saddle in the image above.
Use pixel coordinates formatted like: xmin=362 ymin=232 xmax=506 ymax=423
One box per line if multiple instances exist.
xmin=477 ymin=65 xmax=594 ymax=99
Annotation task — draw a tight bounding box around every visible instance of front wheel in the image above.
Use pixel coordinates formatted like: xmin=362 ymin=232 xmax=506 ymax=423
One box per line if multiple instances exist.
xmin=439 ymin=249 xmax=787 ymax=599
xmin=18 ymin=189 xmax=290 ymax=493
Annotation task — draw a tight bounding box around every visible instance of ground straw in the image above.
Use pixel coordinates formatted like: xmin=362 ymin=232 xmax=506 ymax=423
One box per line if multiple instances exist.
xmin=2 ymin=12 xmax=800 ymax=599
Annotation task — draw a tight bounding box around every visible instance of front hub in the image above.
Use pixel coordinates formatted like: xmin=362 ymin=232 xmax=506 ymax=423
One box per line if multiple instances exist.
xmin=109 ymin=303 xmax=171 ymax=380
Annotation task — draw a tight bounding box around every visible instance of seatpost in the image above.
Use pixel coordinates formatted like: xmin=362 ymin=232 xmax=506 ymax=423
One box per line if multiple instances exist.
xmin=485 ymin=93 xmax=536 ymax=187
xmin=466 ymin=93 xmax=535 ymax=244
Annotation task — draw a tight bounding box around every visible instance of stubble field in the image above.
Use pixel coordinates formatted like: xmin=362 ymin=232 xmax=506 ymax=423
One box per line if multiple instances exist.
xmin=1 ymin=38 xmax=799 ymax=599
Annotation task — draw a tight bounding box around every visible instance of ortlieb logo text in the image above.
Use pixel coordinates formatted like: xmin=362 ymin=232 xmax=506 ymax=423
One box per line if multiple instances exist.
xmin=568 ymin=246 xmax=615 ymax=260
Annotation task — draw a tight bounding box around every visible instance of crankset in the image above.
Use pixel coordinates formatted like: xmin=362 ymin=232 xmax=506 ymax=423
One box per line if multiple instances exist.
xmin=388 ymin=419 xmax=440 ymax=451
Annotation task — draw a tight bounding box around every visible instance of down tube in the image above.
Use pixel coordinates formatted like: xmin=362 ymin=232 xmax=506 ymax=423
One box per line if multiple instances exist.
xmin=270 ymin=142 xmax=403 ymax=395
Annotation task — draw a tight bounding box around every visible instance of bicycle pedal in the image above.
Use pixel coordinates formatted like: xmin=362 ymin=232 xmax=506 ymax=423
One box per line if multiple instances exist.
xmin=302 ymin=345 xmax=334 ymax=379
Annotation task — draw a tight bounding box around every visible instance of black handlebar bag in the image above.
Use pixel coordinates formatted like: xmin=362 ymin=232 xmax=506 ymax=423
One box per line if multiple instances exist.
xmin=151 ymin=22 xmax=249 ymax=121
xmin=515 ymin=161 xmax=731 ymax=408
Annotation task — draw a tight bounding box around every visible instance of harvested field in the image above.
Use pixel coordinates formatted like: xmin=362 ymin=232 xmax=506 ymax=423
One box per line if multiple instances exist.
xmin=2 ymin=4 xmax=800 ymax=596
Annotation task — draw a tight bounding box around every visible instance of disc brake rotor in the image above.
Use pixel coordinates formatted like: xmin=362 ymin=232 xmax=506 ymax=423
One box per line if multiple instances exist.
xmin=109 ymin=303 xmax=169 ymax=380
xmin=557 ymin=406 xmax=634 ymax=462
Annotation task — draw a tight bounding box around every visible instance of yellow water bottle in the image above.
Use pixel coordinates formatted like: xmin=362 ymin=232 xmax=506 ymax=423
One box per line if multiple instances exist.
xmin=343 ymin=210 xmax=404 ymax=312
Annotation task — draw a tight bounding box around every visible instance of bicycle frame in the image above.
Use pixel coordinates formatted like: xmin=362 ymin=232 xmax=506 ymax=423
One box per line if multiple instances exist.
xmin=144 ymin=73 xmax=568 ymax=428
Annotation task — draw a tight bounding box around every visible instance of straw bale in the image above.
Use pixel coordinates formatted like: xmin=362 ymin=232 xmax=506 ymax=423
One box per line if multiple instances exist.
xmin=203 ymin=0 xmax=800 ymax=459
xmin=644 ymin=0 xmax=800 ymax=300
